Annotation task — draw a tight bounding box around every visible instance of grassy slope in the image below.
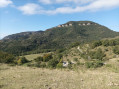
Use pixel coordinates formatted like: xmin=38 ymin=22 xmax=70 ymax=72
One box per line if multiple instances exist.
xmin=0 ymin=59 xmax=119 ymax=89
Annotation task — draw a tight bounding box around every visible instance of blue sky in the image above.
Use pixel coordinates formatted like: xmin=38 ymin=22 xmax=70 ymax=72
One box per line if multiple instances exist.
xmin=0 ymin=0 xmax=119 ymax=39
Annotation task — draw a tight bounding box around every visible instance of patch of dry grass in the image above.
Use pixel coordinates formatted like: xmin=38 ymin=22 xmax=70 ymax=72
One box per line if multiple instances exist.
xmin=0 ymin=63 xmax=119 ymax=89
xmin=24 ymin=52 xmax=52 ymax=61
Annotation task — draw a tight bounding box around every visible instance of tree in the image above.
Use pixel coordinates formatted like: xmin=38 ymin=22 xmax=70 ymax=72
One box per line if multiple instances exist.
xmin=92 ymin=40 xmax=102 ymax=48
xmin=43 ymin=54 xmax=53 ymax=62
xmin=0 ymin=51 xmax=15 ymax=63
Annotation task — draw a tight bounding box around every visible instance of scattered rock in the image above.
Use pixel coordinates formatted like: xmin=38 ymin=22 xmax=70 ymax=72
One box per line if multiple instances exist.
xmin=81 ymin=79 xmax=83 ymax=81
xmin=114 ymin=83 xmax=119 ymax=86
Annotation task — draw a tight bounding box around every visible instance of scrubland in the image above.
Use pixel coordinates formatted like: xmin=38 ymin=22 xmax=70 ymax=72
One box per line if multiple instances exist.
xmin=0 ymin=58 xmax=119 ymax=89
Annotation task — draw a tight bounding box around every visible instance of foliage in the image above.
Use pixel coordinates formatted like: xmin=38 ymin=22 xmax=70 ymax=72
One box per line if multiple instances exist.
xmin=47 ymin=59 xmax=59 ymax=68
xmin=57 ymin=54 xmax=63 ymax=59
xmin=70 ymin=42 xmax=80 ymax=48
xmin=0 ymin=51 xmax=15 ymax=63
xmin=88 ymin=48 xmax=106 ymax=60
xmin=85 ymin=61 xmax=104 ymax=68
xmin=43 ymin=54 xmax=53 ymax=62
xmin=34 ymin=56 xmax=43 ymax=62
xmin=113 ymin=46 xmax=119 ymax=54
xmin=91 ymin=39 xmax=119 ymax=48
xmin=17 ymin=57 xmax=29 ymax=65
xmin=92 ymin=40 xmax=102 ymax=48
xmin=1 ymin=21 xmax=118 ymax=55
xmin=73 ymin=58 xmax=78 ymax=62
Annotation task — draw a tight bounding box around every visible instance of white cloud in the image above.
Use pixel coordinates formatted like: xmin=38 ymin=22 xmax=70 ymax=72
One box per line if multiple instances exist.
xmin=18 ymin=3 xmax=43 ymax=15
xmin=0 ymin=0 xmax=13 ymax=8
xmin=18 ymin=0 xmax=119 ymax=15
xmin=38 ymin=0 xmax=95 ymax=4
xmin=38 ymin=0 xmax=52 ymax=4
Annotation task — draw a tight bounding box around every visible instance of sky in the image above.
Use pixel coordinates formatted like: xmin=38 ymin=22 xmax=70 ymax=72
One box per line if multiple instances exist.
xmin=0 ymin=0 xmax=119 ymax=39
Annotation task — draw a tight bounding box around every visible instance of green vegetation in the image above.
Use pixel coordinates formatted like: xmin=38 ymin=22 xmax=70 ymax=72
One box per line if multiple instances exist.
xmin=43 ymin=54 xmax=53 ymax=62
xmin=113 ymin=46 xmax=119 ymax=54
xmin=1 ymin=21 xmax=119 ymax=89
xmin=88 ymin=48 xmax=106 ymax=60
xmin=92 ymin=38 xmax=119 ymax=48
xmin=17 ymin=57 xmax=29 ymax=65
xmin=27 ymin=53 xmax=63 ymax=69
xmin=1 ymin=21 xmax=118 ymax=56
xmin=85 ymin=61 xmax=104 ymax=68
xmin=0 ymin=51 xmax=15 ymax=64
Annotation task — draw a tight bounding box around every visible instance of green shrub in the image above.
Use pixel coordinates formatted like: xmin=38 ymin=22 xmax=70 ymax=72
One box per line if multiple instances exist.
xmin=0 ymin=51 xmax=15 ymax=64
xmin=56 ymin=63 xmax=63 ymax=68
xmin=113 ymin=46 xmax=119 ymax=54
xmin=109 ymin=40 xmax=116 ymax=46
xmin=43 ymin=54 xmax=53 ymax=62
xmin=17 ymin=57 xmax=29 ymax=65
xmin=92 ymin=40 xmax=102 ymax=48
xmin=80 ymin=53 xmax=88 ymax=59
xmin=47 ymin=59 xmax=59 ymax=68
xmin=34 ymin=56 xmax=43 ymax=62
xmin=102 ymin=40 xmax=109 ymax=46
xmin=73 ymin=58 xmax=78 ymax=62
xmin=57 ymin=54 xmax=63 ymax=59
xmin=40 ymin=62 xmax=46 ymax=68
xmin=89 ymin=48 xmax=106 ymax=60
xmin=70 ymin=42 xmax=80 ymax=48
xmin=85 ymin=61 xmax=104 ymax=68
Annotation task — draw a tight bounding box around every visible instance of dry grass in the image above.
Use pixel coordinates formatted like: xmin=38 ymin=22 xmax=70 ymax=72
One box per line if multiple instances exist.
xmin=0 ymin=61 xmax=119 ymax=89
xmin=24 ymin=52 xmax=52 ymax=61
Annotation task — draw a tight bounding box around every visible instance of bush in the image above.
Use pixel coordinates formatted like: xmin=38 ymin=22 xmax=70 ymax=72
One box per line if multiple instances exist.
xmin=47 ymin=59 xmax=59 ymax=68
xmin=0 ymin=51 xmax=15 ymax=64
xmin=34 ymin=62 xmax=46 ymax=68
xmin=73 ymin=58 xmax=78 ymax=62
xmin=34 ymin=56 xmax=43 ymax=62
xmin=43 ymin=54 xmax=53 ymax=62
xmin=40 ymin=62 xmax=46 ymax=68
xmin=85 ymin=61 xmax=104 ymax=68
xmin=102 ymin=40 xmax=109 ymax=46
xmin=89 ymin=48 xmax=106 ymax=60
xmin=57 ymin=54 xmax=63 ymax=59
xmin=92 ymin=40 xmax=102 ymax=48
xmin=109 ymin=40 xmax=116 ymax=46
xmin=113 ymin=46 xmax=119 ymax=54
xmin=17 ymin=57 xmax=29 ymax=65
xmin=80 ymin=53 xmax=88 ymax=59
xmin=70 ymin=42 xmax=80 ymax=48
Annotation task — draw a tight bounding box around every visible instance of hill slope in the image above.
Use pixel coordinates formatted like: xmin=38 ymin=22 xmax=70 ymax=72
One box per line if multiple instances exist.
xmin=0 ymin=21 xmax=119 ymax=55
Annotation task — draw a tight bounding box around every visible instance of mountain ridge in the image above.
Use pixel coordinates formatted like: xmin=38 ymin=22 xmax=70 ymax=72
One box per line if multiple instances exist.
xmin=0 ymin=21 xmax=119 ymax=55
